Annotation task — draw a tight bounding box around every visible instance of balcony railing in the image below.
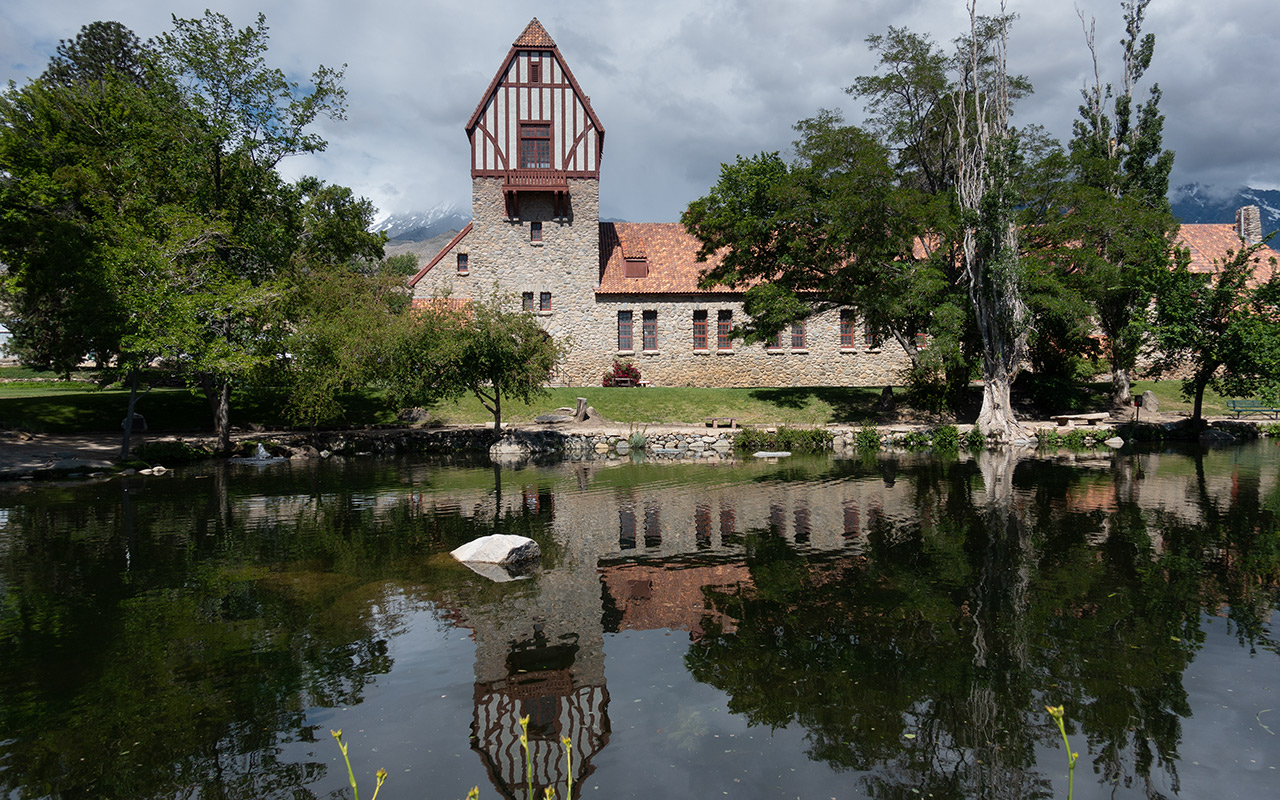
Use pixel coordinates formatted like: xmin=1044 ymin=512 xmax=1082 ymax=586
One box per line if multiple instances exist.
xmin=504 ymin=169 xmax=569 ymax=191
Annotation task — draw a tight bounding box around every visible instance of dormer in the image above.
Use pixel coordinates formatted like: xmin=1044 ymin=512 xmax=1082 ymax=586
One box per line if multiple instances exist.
xmin=466 ymin=19 xmax=606 ymax=219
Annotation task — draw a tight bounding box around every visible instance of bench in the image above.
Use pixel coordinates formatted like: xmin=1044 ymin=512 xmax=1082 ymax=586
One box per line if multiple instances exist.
xmin=610 ymin=377 xmax=634 ymax=387
xmin=1052 ymin=412 xmax=1110 ymax=427
xmin=1226 ymin=399 xmax=1280 ymax=419
xmin=704 ymin=417 xmax=738 ymax=428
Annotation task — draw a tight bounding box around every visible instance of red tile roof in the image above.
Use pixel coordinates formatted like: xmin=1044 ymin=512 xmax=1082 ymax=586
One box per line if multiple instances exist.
xmin=1176 ymin=224 xmax=1280 ymax=285
xmin=598 ymin=222 xmax=737 ymax=294
xmin=514 ymin=18 xmax=556 ymax=48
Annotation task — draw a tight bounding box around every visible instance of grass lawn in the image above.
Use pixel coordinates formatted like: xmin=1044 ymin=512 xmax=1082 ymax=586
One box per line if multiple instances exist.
xmin=0 ymin=365 xmax=1241 ymax=436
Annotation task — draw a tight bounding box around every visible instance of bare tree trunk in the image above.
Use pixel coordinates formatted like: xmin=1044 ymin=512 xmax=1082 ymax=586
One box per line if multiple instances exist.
xmin=1111 ymin=367 xmax=1132 ymax=408
xmin=954 ymin=1 xmax=1028 ymax=443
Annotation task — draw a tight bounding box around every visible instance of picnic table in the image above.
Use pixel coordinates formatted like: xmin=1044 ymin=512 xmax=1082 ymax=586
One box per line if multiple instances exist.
xmin=1051 ymin=412 xmax=1110 ymax=427
xmin=1226 ymin=399 xmax=1280 ymax=419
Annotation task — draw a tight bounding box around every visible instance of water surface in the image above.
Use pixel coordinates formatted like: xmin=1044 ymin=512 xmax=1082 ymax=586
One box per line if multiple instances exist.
xmin=1 ymin=444 xmax=1277 ymax=799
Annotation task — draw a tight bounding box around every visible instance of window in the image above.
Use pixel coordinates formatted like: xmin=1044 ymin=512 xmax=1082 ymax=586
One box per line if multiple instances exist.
xmin=617 ymin=310 xmax=633 ymax=351
xmin=456 ymin=252 xmax=468 ymax=274
xmin=539 ymin=292 xmax=551 ymax=312
xmin=529 ymin=61 xmax=541 ymax=83
xmin=521 ymin=292 xmax=534 ymax=312
xmin=519 ymin=123 xmax=551 ymax=169
xmin=530 ymin=221 xmax=542 ymax=242
xmin=692 ymin=310 xmax=708 ymax=349
xmin=865 ymin=321 xmax=881 ymax=349
xmin=790 ymin=322 xmax=806 ymax=349
xmin=641 ymin=310 xmax=657 ymax=351
xmin=767 ymin=330 xmax=784 ymax=350
xmin=840 ymin=310 xmax=855 ymax=348
xmin=914 ymin=332 xmax=928 ymax=350
xmin=717 ymin=310 xmax=733 ymax=350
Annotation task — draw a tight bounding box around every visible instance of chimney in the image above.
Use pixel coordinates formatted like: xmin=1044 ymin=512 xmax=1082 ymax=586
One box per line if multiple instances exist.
xmin=1235 ymin=205 xmax=1262 ymax=244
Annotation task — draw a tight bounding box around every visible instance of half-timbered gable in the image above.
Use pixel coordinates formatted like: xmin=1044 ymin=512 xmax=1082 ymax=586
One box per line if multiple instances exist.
xmin=467 ymin=18 xmax=605 ymax=218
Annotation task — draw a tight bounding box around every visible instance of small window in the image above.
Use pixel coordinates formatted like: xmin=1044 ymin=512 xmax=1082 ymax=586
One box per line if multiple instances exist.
xmin=456 ymin=253 xmax=468 ymax=274
xmin=692 ymin=310 xmax=707 ymax=349
xmin=914 ymin=332 xmax=928 ymax=350
xmin=642 ymin=310 xmax=657 ymax=351
xmin=522 ymin=292 xmax=534 ymax=312
xmin=529 ymin=61 xmax=541 ymax=83
xmin=539 ymin=291 xmax=551 ymax=312
xmin=530 ymin=221 xmax=542 ymax=242
xmin=767 ymin=331 xmax=784 ymax=350
xmin=791 ymin=322 xmax=806 ymax=349
xmin=618 ymin=310 xmax=633 ymax=351
xmin=840 ymin=310 xmax=855 ymax=348
xmin=717 ymin=310 xmax=733 ymax=350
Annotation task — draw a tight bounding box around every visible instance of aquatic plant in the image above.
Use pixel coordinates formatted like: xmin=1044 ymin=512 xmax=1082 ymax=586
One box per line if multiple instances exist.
xmin=1045 ymin=705 xmax=1078 ymax=800
xmin=1037 ymin=428 xmax=1061 ymax=448
xmin=330 ymin=729 xmax=387 ymax=800
xmin=734 ymin=426 xmax=832 ymax=453
xmin=930 ymin=424 xmax=960 ymax=451
xmin=963 ymin=426 xmax=986 ymax=450
xmin=519 ymin=714 xmax=533 ymax=800
xmin=628 ymin=423 xmax=648 ymax=450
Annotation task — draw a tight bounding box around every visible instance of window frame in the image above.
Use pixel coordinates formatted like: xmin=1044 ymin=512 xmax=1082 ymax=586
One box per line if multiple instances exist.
xmin=692 ymin=310 xmax=708 ymax=350
xmin=539 ymin=291 xmax=551 ymax=312
xmin=456 ymin=252 xmax=468 ymax=274
xmin=641 ymin=310 xmax=658 ymax=351
xmin=839 ymin=310 xmax=855 ymax=348
xmin=716 ymin=310 xmax=733 ymax=351
xmin=617 ymin=310 xmax=634 ymax=351
xmin=530 ymin=220 xmax=543 ymax=242
xmin=521 ymin=292 xmax=534 ymax=312
xmin=790 ymin=321 xmax=806 ymax=350
xmin=519 ymin=123 xmax=552 ymax=170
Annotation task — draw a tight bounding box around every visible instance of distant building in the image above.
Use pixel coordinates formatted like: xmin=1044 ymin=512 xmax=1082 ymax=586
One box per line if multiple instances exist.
xmin=409 ymin=19 xmax=1280 ymax=388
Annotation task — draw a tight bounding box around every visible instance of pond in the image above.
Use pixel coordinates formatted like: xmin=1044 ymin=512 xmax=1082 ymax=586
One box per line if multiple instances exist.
xmin=0 ymin=442 xmax=1278 ymax=799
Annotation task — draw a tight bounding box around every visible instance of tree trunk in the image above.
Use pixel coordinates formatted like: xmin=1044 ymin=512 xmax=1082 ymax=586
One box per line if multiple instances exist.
xmin=120 ymin=371 xmax=140 ymax=460
xmin=202 ymin=375 xmax=232 ymax=451
xmin=1110 ymin=367 xmax=1132 ymax=409
xmin=975 ymin=375 xmax=1023 ymax=443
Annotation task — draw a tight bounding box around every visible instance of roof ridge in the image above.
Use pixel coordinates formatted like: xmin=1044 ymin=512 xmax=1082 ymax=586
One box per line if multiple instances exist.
xmin=514 ymin=18 xmax=556 ymax=48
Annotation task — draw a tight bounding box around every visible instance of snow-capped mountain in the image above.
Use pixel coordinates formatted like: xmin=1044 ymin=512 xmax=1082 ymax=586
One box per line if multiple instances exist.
xmin=371 ymin=203 xmax=470 ymax=242
xmin=1171 ymin=185 xmax=1280 ymax=233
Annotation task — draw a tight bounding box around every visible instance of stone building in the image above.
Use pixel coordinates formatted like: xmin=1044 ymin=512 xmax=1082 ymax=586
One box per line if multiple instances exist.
xmin=409 ymin=18 xmax=1280 ymax=389
xmin=408 ymin=18 xmax=905 ymax=388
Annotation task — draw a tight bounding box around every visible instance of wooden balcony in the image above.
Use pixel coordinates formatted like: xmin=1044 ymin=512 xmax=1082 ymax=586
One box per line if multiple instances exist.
xmin=503 ymin=169 xmax=570 ymax=218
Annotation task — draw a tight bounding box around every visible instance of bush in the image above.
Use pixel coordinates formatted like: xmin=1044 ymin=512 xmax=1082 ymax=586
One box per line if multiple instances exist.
xmin=1037 ymin=428 xmax=1061 ymax=448
xmin=134 ymin=439 xmax=214 ymax=464
xmin=898 ymin=431 xmax=932 ymax=451
xmin=855 ymin=424 xmax=881 ymax=451
xmin=735 ymin=426 xmax=832 ymax=454
xmin=1061 ymin=429 xmax=1088 ymax=449
xmin=602 ymin=359 xmax=641 ymax=387
xmin=964 ymin=427 xmax=986 ymax=451
xmin=930 ymin=424 xmax=960 ymax=452
xmin=1262 ymin=423 xmax=1280 ymax=437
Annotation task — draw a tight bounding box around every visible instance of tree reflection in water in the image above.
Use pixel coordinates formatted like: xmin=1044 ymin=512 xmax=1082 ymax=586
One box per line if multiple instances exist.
xmin=686 ymin=447 xmax=1280 ymax=799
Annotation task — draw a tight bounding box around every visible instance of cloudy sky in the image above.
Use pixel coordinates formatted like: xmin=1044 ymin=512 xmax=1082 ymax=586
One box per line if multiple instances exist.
xmin=3 ymin=0 xmax=1278 ymax=223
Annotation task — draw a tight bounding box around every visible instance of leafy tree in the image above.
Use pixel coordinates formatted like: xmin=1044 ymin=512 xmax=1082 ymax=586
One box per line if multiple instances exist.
xmin=1151 ymin=238 xmax=1280 ymax=422
xmin=1048 ymin=0 xmax=1178 ymax=407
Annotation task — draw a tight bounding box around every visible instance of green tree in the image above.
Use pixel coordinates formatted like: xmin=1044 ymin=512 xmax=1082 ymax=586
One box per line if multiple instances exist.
xmin=1151 ymin=238 xmax=1280 ymax=422
xmin=1051 ymin=0 xmax=1178 ymax=407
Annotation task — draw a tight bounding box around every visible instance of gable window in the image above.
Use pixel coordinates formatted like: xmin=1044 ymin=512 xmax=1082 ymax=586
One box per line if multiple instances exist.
xmin=529 ymin=61 xmax=541 ymax=83
xmin=717 ymin=310 xmax=733 ymax=350
xmin=539 ymin=291 xmax=551 ymax=312
xmin=456 ymin=253 xmax=468 ymax=274
xmin=790 ymin=322 xmax=806 ymax=349
xmin=641 ymin=310 xmax=657 ymax=351
xmin=617 ymin=310 xmax=633 ymax=351
xmin=692 ymin=310 xmax=707 ymax=350
xmin=840 ymin=310 xmax=855 ymax=348
xmin=519 ymin=123 xmax=551 ymax=169
xmin=521 ymin=292 xmax=534 ymax=312
xmin=530 ymin=221 xmax=542 ymax=242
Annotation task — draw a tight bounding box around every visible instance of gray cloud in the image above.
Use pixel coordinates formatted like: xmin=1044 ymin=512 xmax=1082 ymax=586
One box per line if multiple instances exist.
xmin=4 ymin=0 xmax=1279 ymax=220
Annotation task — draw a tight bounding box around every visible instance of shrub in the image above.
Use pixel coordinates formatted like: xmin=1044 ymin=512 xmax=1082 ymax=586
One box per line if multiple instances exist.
xmin=1061 ymin=429 xmax=1088 ymax=449
xmin=898 ymin=431 xmax=931 ymax=451
xmin=964 ymin=427 xmax=986 ymax=451
xmin=602 ymin=359 xmax=641 ymax=387
xmin=735 ymin=426 xmax=832 ymax=454
xmin=1037 ymin=428 xmax=1061 ymax=448
xmin=134 ymin=439 xmax=214 ymax=464
xmin=1262 ymin=423 xmax=1280 ymax=437
xmin=931 ymin=424 xmax=960 ymax=452
xmin=855 ymin=424 xmax=881 ymax=451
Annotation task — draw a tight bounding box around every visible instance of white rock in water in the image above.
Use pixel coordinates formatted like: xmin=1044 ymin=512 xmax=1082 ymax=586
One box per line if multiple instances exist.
xmin=753 ymin=451 xmax=792 ymax=458
xmin=1104 ymin=437 xmax=1125 ymax=448
xmin=451 ymin=534 xmax=541 ymax=566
